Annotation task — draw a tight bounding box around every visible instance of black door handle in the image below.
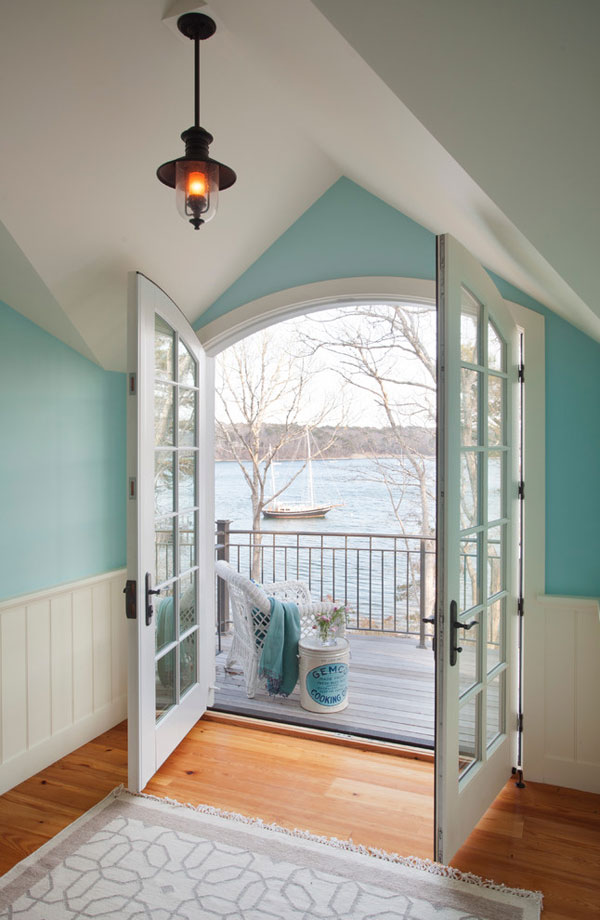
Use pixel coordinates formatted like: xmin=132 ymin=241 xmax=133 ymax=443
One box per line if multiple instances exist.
xmin=450 ymin=602 xmax=477 ymax=666
xmin=145 ymin=573 xmax=161 ymax=626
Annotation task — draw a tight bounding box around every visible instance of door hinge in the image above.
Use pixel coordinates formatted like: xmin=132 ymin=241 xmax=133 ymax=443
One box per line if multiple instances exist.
xmin=518 ymin=480 xmax=525 ymax=500
xmin=129 ymin=477 xmax=136 ymax=500
xmin=517 ymin=713 xmax=524 ymax=733
xmin=123 ymin=580 xmax=137 ymax=619
xmin=518 ymin=364 xmax=525 ymax=382
xmin=517 ymin=597 xmax=524 ymax=617
xmin=128 ymin=373 xmax=136 ymax=395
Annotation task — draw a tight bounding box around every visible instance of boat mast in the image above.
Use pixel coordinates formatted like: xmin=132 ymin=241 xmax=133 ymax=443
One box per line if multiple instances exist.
xmin=306 ymin=428 xmax=315 ymax=506
xmin=269 ymin=445 xmax=277 ymax=498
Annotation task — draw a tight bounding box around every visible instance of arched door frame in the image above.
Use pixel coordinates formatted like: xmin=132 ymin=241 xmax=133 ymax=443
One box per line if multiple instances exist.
xmin=198 ymin=274 xmax=545 ymax=778
xmin=198 ymin=276 xmax=435 ymax=356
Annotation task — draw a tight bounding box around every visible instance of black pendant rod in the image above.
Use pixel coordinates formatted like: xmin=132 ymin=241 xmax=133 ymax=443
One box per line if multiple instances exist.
xmin=194 ymin=37 xmax=200 ymax=128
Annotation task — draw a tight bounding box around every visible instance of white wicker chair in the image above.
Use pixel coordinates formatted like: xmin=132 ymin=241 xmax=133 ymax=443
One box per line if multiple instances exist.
xmin=215 ymin=560 xmax=344 ymax=698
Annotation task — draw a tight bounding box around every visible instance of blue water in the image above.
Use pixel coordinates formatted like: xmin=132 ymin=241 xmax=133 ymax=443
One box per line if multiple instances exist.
xmin=215 ymin=457 xmax=437 ymax=632
xmin=215 ymin=457 xmax=435 ymax=535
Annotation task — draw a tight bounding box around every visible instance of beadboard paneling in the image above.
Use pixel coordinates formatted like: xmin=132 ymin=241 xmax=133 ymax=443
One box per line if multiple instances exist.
xmin=0 ymin=570 xmax=127 ymax=795
xmin=524 ymin=595 xmax=600 ymax=793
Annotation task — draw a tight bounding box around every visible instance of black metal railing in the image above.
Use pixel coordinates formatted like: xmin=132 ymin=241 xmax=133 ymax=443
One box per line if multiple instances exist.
xmin=215 ymin=520 xmax=436 ymax=644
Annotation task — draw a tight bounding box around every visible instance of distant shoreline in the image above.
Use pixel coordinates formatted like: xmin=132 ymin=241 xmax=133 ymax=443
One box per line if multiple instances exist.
xmin=214 ymin=455 xmax=436 ymax=462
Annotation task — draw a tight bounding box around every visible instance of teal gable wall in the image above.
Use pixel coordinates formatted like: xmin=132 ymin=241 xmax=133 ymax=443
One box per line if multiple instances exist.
xmin=197 ymin=178 xmax=435 ymax=327
xmin=0 ymin=301 xmax=126 ymax=600
xmin=197 ymin=177 xmax=600 ymax=597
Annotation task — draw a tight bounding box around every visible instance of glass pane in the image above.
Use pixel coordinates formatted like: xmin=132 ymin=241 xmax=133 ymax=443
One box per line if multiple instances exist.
xmin=488 ymin=451 xmax=504 ymax=522
xmin=154 ymin=382 xmax=174 ymax=446
xmin=461 ymin=369 xmax=480 ymax=446
xmin=459 ymin=613 xmax=480 ymax=697
xmin=486 ymin=672 xmax=504 ymax=747
xmin=488 ymin=321 xmax=505 ymax=371
xmin=461 ymin=287 xmax=481 ymax=364
xmin=179 ymin=340 xmax=197 ymax=387
xmin=178 ymin=387 xmax=196 ymax=447
xmin=155 ymin=315 xmax=174 ymax=380
xmin=487 ymin=375 xmax=504 ymax=447
xmin=155 ymin=647 xmax=176 ymax=721
xmin=487 ymin=525 xmax=504 ymax=598
xmin=155 ymin=583 xmax=176 ymax=653
xmin=178 ymin=451 xmax=196 ymax=511
xmin=179 ymin=512 xmax=196 ymax=574
xmin=155 ymin=518 xmax=174 ymax=584
xmin=179 ymin=570 xmax=197 ymax=633
xmin=459 ymin=694 xmax=479 ymax=777
xmin=180 ymin=630 xmax=197 ymax=696
xmin=460 ymin=451 xmax=480 ymax=528
xmin=459 ymin=535 xmax=480 ymax=613
xmin=155 ymin=451 xmax=175 ymax=516
xmin=487 ymin=599 xmax=505 ymax=673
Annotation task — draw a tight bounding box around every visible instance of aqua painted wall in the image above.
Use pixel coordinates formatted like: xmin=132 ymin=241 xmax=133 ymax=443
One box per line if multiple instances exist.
xmin=0 ymin=301 xmax=126 ymax=601
xmin=197 ymin=178 xmax=435 ymax=327
xmin=197 ymin=177 xmax=600 ymax=597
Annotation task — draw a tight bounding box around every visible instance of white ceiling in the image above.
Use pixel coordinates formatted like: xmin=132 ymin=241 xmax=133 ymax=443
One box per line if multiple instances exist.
xmin=0 ymin=0 xmax=598 ymax=370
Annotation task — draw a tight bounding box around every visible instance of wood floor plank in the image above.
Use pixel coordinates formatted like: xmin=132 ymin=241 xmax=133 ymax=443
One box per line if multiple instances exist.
xmin=0 ymin=718 xmax=598 ymax=919
xmin=214 ymin=631 xmax=436 ymax=743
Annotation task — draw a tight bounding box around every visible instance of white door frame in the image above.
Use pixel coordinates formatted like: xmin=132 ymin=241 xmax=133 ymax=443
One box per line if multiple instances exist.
xmin=197 ymin=275 xmax=545 ymax=844
xmin=127 ymin=272 xmax=215 ymax=792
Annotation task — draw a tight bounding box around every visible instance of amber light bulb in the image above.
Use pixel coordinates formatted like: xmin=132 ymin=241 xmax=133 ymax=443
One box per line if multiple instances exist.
xmin=175 ymin=160 xmax=218 ymax=229
xmin=187 ymin=172 xmax=207 ymax=197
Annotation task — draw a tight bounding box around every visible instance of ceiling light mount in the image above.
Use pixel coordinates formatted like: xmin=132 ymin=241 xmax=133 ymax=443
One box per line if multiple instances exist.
xmin=176 ymin=12 xmax=216 ymax=42
xmin=156 ymin=12 xmax=236 ymax=230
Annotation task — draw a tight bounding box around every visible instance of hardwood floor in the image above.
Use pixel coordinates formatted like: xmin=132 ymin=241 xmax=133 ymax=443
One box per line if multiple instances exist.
xmin=0 ymin=717 xmax=598 ymax=919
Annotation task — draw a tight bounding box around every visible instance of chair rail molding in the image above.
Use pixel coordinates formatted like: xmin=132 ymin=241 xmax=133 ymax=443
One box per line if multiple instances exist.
xmin=0 ymin=568 xmax=127 ymax=795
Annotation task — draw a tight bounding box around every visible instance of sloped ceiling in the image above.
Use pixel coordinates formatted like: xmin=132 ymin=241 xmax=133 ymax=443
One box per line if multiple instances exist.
xmin=0 ymin=0 xmax=598 ymax=370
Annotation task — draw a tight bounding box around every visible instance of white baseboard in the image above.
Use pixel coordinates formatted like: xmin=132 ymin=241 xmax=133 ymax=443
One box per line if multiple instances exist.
xmin=530 ymin=755 xmax=600 ymax=795
xmin=0 ymin=696 xmax=126 ymax=796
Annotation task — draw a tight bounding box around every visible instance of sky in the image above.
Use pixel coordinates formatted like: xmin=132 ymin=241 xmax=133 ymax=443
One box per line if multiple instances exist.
xmin=215 ymin=302 xmax=437 ymax=429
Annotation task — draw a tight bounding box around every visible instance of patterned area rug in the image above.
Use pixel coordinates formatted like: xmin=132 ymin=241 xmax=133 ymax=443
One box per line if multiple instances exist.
xmin=0 ymin=787 xmax=542 ymax=919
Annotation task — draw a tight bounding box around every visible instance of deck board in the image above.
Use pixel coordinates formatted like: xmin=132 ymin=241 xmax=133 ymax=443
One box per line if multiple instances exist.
xmin=212 ymin=632 xmax=435 ymax=745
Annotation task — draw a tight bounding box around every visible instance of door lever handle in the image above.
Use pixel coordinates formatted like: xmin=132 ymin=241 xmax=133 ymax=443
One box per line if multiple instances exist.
xmin=145 ymin=573 xmax=160 ymax=627
xmin=450 ymin=604 xmax=478 ymax=665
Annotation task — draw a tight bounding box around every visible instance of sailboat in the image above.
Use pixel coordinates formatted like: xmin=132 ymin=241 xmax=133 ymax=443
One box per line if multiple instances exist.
xmin=262 ymin=430 xmax=338 ymax=519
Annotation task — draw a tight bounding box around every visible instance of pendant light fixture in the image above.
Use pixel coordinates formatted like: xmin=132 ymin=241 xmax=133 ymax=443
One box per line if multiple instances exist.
xmin=157 ymin=12 xmax=236 ymax=229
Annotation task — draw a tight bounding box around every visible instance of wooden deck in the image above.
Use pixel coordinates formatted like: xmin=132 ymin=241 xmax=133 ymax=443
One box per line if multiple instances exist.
xmin=212 ymin=632 xmax=435 ymax=746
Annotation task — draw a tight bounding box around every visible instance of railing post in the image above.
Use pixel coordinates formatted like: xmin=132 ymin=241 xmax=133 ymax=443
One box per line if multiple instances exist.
xmin=418 ymin=538 xmax=427 ymax=649
xmin=216 ymin=520 xmax=231 ymax=647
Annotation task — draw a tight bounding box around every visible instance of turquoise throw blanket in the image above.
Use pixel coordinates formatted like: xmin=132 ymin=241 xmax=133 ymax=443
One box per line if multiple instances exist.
xmin=156 ymin=596 xmax=174 ymax=686
xmin=258 ymin=598 xmax=300 ymax=696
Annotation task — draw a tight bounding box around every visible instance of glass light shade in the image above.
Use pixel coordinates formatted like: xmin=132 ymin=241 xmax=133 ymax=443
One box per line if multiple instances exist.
xmin=175 ymin=161 xmax=219 ymax=228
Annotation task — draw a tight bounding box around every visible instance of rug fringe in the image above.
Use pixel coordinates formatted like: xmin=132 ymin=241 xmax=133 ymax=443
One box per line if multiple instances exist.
xmin=120 ymin=785 xmax=542 ymax=908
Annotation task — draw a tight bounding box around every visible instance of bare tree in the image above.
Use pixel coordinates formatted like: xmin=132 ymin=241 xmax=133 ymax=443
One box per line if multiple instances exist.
xmin=300 ymin=304 xmax=437 ymax=627
xmin=215 ymin=330 xmax=343 ymax=576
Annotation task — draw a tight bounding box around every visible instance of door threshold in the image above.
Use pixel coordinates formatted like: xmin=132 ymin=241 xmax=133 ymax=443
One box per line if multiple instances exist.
xmin=203 ymin=710 xmax=434 ymax=763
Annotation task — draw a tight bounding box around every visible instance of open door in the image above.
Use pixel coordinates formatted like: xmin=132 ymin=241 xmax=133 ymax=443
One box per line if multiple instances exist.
xmin=435 ymin=235 xmax=519 ymax=862
xmin=127 ymin=273 xmax=214 ymax=792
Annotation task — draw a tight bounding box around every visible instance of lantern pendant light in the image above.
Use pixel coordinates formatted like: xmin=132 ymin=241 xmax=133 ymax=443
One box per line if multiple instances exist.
xmin=157 ymin=12 xmax=236 ymax=229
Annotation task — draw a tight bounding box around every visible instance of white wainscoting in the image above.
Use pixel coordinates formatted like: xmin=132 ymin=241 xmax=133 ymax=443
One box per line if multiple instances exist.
xmin=0 ymin=569 xmax=127 ymax=795
xmin=524 ymin=595 xmax=600 ymax=793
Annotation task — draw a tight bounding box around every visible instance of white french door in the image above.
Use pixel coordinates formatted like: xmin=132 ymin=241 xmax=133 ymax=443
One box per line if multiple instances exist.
xmin=435 ymin=235 xmax=520 ymax=863
xmin=126 ymin=273 xmax=214 ymax=792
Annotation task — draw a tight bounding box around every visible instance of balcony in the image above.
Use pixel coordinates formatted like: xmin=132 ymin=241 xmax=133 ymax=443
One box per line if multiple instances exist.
xmin=212 ymin=523 xmax=436 ymax=747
